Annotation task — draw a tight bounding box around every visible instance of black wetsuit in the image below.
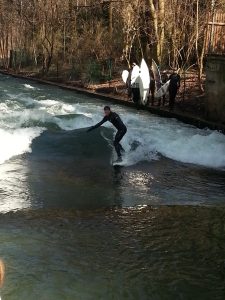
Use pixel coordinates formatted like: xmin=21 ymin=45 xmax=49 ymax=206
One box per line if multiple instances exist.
xmin=89 ymin=112 xmax=127 ymax=158
xmin=161 ymin=73 xmax=169 ymax=106
xmin=168 ymin=73 xmax=180 ymax=110
xmin=126 ymin=70 xmax=132 ymax=99
xmin=149 ymin=70 xmax=156 ymax=106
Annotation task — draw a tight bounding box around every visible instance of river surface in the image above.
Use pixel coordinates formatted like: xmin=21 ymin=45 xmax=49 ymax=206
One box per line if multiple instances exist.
xmin=0 ymin=74 xmax=225 ymax=299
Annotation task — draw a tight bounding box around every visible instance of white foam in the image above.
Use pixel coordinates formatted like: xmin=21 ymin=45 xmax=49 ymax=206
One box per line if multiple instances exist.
xmin=7 ymin=93 xmax=39 ymax=107
xmin=17 ymin=109 xmax=55 ymax=126
xmin=0 ymin=109 xmax=55 ymax=130
xmin=39 ymin=99 xmax=60 ymax=107
xmin=24 ymin=84 xmax=35 ymax=89
xmin=36 ymin=101 xmax=99 ymax=129
xmin=153 ymin=129 xmax=225 ymax=168
xmin=39 ymin=100 xmax=75 ymax=115
xmin=55 ymin=115 xmax=93 ymax=130
xmin=0 ymin=103 xmax=10 ymax=113
xmin=0 ymin=127 xmax=44 ymax=164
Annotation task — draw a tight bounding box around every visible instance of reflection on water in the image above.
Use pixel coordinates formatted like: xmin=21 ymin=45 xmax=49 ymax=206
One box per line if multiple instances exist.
xmin=0 ymin=206 xmax=225 ymax=300
xmin=0 ymin=259 xmax=4 ymax=289
xmin=0 ymin=159 xmax=32 ymax=212
xmin=111 ymin=159 xmax=225 ymax=207
xmin=127 ymin=171 xmax=154 ymax=191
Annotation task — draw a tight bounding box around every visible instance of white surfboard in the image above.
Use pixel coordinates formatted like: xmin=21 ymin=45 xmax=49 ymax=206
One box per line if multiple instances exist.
xmin=122 ymin=70 xmax=129 ymax=84
xmin=152 ymin=59 xmax=162 ymax=90
xmin=155 ymin=80 xmax=170 ymax=98
xmin=131 ymin=65 xmax=140 ymax=86
xmin=139 ymin=59 xmax=150 ymax=105
xmin=113 ymin=160 xmax=125 ymax=167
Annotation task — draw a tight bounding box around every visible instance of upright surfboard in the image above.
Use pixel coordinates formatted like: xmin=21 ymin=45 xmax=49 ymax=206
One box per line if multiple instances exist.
xmin=139 ymin=59 xmax=150 ymax=105
xmin=131 ymin=65 xmax=140 ymax=86
xmin=122 ymin=70 xmax=129 ymax=84
xmin=152 ymin=59 xmax=162 ymax=90
xmin=155 ymin=80 xmax=170 ymax=98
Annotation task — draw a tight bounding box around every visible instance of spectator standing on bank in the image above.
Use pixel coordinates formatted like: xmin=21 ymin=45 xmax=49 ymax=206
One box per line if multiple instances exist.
xmin=131 ymin=62 xmax=141 ymax=107
xmin=161 ymin=70 xmax=169 ymax=106
xmin=149 ymin=68 xmax=155 ymax=106
xmin=168 ymin=69 xmax=181 ymax=111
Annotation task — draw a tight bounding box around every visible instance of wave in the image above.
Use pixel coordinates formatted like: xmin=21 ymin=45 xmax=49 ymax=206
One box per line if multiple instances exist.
xmin=99 ymin=113 xmax=225 ymax=169
xmin=155 ymin=130 xmax=225 ymax=168
xmin=24 ymin=84 xmax=36 ymax=90
xmin=0 ymin=84 xmax=225 ymax=169
xmin=36 ymin=104 xmax=225 ymax=169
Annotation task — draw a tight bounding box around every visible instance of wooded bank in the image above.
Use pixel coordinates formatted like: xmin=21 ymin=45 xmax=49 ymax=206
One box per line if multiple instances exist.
xmin=0 ymin=0 xmax=224 ymax=86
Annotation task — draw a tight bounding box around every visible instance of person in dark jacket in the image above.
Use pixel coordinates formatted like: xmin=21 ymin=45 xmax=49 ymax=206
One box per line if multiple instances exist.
xmin=87 ymin=106 xmax=127 ymax=161
xmin=168 ymin=69 xmax=181 ymax=111
xmin=126 ymin=69 xmax=132 ymax=100
xmin=149 ymin=68 xmax=156 ymax=106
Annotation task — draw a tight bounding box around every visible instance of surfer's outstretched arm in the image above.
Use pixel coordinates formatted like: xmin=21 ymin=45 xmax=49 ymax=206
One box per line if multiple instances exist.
xmin=87 ymin=116 xmax=107 ymax=132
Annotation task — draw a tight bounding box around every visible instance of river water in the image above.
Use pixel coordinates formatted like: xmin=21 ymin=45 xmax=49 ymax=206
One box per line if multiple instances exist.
xmin=0 ymin=74 xmax=225 ymax=299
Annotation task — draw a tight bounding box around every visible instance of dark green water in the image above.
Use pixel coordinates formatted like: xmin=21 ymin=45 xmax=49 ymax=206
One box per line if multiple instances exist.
xmin=0 ymin=74 xmax=225 ymax=299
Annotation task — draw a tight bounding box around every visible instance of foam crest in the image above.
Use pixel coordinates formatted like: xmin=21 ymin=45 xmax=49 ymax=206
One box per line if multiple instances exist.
xmin=0 ymin=103 xmax=10 ymax=113
xmin=7 ymin=93 xmax=39 ymax=107
xmin=24 ymin=84 xmax=36 ymax=89
xmin=55 ymin=115 xmax=93 ymax=130
xmin=39 ymin=100 xmax=75 ymax=115
xmin=0 ymin=128 xmax=44 ymax=164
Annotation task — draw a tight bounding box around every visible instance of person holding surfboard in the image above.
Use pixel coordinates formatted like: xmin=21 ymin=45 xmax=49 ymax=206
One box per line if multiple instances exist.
xmin=87 ymin=106 xmax=127 ymax=162
xmin=161 ymin=71 xmax=169 ymax=106
xmin=130 ymin=62 xmax=140 ymax=105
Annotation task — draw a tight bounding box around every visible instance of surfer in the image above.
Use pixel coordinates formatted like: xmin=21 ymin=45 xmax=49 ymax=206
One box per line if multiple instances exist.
xmin=87 ymin=106 xmax=127 ymax=162
xmin=168 ymin=69 xmax=181 ymax=111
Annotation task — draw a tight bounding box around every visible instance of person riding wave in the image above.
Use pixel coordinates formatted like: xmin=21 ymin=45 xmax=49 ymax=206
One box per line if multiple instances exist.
xmin=87 ymin=106 xmax=127 ymax=162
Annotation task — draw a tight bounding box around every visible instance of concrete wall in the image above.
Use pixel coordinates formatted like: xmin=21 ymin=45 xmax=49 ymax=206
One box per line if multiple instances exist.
xmin=205 ymin=55 xmax=225 ymax=124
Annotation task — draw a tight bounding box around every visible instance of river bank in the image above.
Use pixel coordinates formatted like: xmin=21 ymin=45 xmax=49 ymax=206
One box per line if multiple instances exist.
xmin=1 ymin=69 xmax=225 ymax=133
xmin=0 ymin=73 xmax=225 ymax=299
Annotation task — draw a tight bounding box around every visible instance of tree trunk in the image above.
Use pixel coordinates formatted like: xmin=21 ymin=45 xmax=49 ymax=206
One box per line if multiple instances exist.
xmin=148 ymin=0 xmax=159 ymax=60
xmin=109 ymin=1 xmax=113 ymax=37
xmin=158 ymin=0 xmax=165 ymax=63
xmin=147 ymin=0 xmax=165 ymax=63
